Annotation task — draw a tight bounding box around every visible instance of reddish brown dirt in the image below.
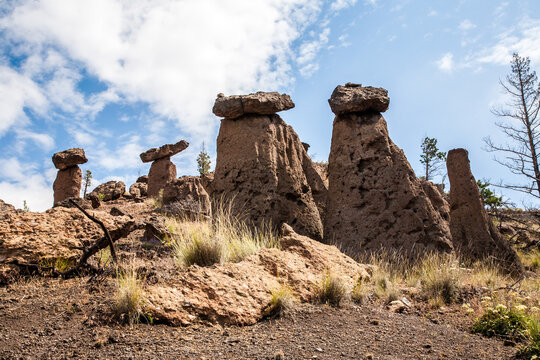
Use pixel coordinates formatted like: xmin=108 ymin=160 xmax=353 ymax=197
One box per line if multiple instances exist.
xmin=0 ymin=277 xmax=516 ymax=360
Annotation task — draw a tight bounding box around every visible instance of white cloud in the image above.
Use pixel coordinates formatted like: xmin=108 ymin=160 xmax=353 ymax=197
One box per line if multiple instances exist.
xmin=338 ymin=34 xmax=351 ymax=47
xmin=428 ymin=10 xmax=437 ymax=17
xmin=458 ymin=19 xmax=476 ymax=31
xmin=16 ymin=129 xmax=55 ymax=150
xmin=0 ymin=0 xmax=329 ymax=138
xmin=0 ymin=157 xmax=53 ymax=211
xmin=0 ymin=65 xmax=48 ymax=136
xmin=331 ymin=0 xmax=359 ymax=12
xmin=297 ymin=27 xmax=330 ymax=77
xmin=93 ymin=135 xmax=145 ymax=171
xmin=436 ymin=52 xmax=454 ymax=72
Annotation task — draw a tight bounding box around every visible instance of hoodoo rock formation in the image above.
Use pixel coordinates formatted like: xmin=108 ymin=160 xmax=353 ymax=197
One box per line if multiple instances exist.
xmin=447 ymin=148 xmax=523 ymax=275
xmin=325 ymin=83 xmax=453 ymax=257
xmin=140 ymin=140 xmax=189 ymax=197
xmin=52 ymin=148 xmax=88 ymax=204
xmin=211 ymin=92 xmax=326 ymax=240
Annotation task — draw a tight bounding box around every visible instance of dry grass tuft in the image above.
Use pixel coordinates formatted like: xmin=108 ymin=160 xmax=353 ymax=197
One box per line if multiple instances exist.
xmin=266 ymin=284 xmax=295 ymax=317
xmin=115 ymin=263 xmax=145 ymax=325
xmin=315 ymin=271 xmax=347 ymax=307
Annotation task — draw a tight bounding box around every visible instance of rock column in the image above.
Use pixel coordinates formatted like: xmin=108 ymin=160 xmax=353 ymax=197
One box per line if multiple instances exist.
xmin=52 ymin=148 xmax=88 ymax=204
xmin=447 ymin=148 xmax=523 ymax=275
xmin=140 ymin=140 xmax=189 ymax=197
xmin=211 ymin=91 xmax=326 ymax=240
xmin=325 ymin=83 xmax=453 ymax=257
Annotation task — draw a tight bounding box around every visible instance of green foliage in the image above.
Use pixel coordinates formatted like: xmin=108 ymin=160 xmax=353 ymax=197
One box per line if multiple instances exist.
xmin=315 ymin=271 xmax=346 ymax=307
xmin=518 ymin=317 xmax=540 ymax=358
xmin=420 ymin=136 xmax=447 ymax=181
xmin=476 ymin=180 xmax=503 ymax=209
xmin=23 ymin=200 xmax=30 ymax=212
xmin=472 ymin=304 xmax=529 ymax=341
xmin=97 ymin=193 xmax=105 ymax=202
xmin=197 ymin=142 xmax=211 ymax=176
xmin=82 ymin=170 xmax=93 ymax=197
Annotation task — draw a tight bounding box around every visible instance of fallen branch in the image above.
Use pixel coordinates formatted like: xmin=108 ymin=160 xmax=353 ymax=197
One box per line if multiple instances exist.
xmin=69 ymin=198 xmax=117 ymax=263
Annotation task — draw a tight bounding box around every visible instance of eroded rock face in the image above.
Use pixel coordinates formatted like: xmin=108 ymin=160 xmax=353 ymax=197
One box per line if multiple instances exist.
xmin=53 ymin=166 xmax=82 ymax=204
xmin=162 ymin=176 xmax=212 ymax=219
xmin=447 ymin=148 xmax=523 ymax=275
xmin=0 ymin=207 xmax=135 ymax=284
xmin=145 ymin=224 xmax=372 ymax=326
xmin=212 ymin=92 xmax=294 ymax=119
xmin=421 ymin=179 xmax=450 ymax=222
xmin=140 ymin=140 xmax=189 ymax=163
xmin=0 ymin=200 xmax=15 ymax=213
xmin=52 ymin=148 xmax=88 ymax=170
xmin=328 ymin=83 xmax=390 ymax=115
xmin=129 ymin=182 xmax=148 ymax=198
xmin=148 ymin=157 xmax=177 ymax=197
xmin=212 ymin=113 xmax=325 ymax=240
xmin=89 ymin=181 xmax=125 ymax=202
xmin=325 ymin=86 xmax=453 ymax=257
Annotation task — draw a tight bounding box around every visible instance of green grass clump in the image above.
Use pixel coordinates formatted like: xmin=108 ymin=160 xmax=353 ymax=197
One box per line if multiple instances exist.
xmin=472 ymin=303 xmax=529 ymax=340
xmin=115 ymin=265 xmax=145 ymax=325
xmin=266 ymin=285 xmax=295 ymax=317
xmin=315 ymin=271 xmax=346 ymax=307
xmin=170 ymin=200 xmax=278 ymax=267
xmin=416 ymin=254 xmax=460 ymax=306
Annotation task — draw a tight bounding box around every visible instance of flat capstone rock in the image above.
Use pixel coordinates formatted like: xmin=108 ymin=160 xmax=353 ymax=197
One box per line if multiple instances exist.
xmin=140 ymin=140 xmax=189 ymax=163
xmin=328 ymin=83 xmax=389 ymax=115
xmin=212 ymin=92 xmax=295 ymax=119
xmin=52 ymin=148 xmax=88 ymax=170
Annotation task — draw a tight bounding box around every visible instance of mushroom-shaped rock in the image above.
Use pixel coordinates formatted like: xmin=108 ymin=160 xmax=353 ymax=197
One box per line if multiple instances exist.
xmin=212 ymin=91 xmax=294 ymax=119
xmin=140 ymin=140 xmax=189 ymax=163
xmin=53 ymin=166 xmax=82 ymax=204
xmin=328 ymin=83 xmax=389 ymax=115
xmin=147 ymin=157 xmax=177 ymax=197
xmin=447 ymin=148 xmax=523 ymax=276
xmin=89 ymin=181 xmax=126 ymax=202
xmin=52 ymin=148 xmax=88 ymax=170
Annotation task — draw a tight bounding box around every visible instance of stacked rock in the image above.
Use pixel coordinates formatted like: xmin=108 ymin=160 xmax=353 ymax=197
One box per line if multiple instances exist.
xmin=447 ymin=148 xmax=523 ymax=275
xmin=140 ymin=140 xmax=189 ymax=197
xmin=211 ymin=91 xmax=327 ymax=240
xmin=89 ymin=181 xmax=126 ymax=201
xmin=325 ymin=83 xmax=453 ymax=257
xmin=52 ymin=148 xmax=88 ymax=204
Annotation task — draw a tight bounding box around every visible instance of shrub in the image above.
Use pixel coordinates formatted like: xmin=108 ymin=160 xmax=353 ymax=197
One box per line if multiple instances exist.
xmin=266 ymin=285 xmax=294 ymax=317
xmin=472 ymin=303 xmax=529 ymax=341
xmin=315 ymin=271 xmax=346 ymax=306
xmin=518 ymin=317 xmax=540 ymax=358
xmin=351 ymin=276 xmax=369 ymax=304
xmin=115 ymin=266 xmax=145 ymax=325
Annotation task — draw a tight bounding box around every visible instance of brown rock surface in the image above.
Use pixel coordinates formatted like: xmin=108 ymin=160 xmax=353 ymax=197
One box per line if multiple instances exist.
xmin=328 ymin=83 xmax=390 ymax=115
xmin=212 ymin=113 xmax=325 ymax=240
xmin=447 ymin=148 xmax=523 ymax=275
xmin=325 ymin=108 xmax=453 ymax=257
xmin=145 ymin=224 xmax=371 ymax=326
xmin=89 ymin=181 xmax=125 ymax=202
xmin=140 ymin=140 xmax=189 ymax=163
xmin=162 ymin=176 xmax=212 ymax=219
xmin=0 ymin=199 xmax=15 ymax=213
xmin=53 ymin=166 xmax=82 ymax=204
xmin=147 ymin=157 xmax=177 ymax=197
xmin=52 ymin=148 xmax=88 ymax=170
xmin=421 ymin=179 xmax=450 ymax=222
xmin=212 ymin=92 xmax=294 ymax=119
xmin=129 ymin=182 xmax=148 ymax=198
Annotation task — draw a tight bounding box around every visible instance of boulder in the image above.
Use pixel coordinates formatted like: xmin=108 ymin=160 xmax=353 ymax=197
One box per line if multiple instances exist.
xmin=53 ymin=166 xmax=82 ymax=204
xmin=0 ymin=199 xmax=15 ymax=213
xmin=325 ymin=85 xmax=453 ymax=257
xmin=145 ymin=224 xmax=372 ymax=326
xmin=52 ymin=148 xmax=88 ymax=170
xmin=147 ymin=157 xmax=177 ymax=198
xmin=212 ymin=92 xmax=295 ymax=119
xmin=129 ymin=182 xmax=148 ymax=198
xmin=421 ymin=179 xmax=450 ymax=222
xmin=447 ymin=148 xmax=523 ymax=275
xmin=89 ymin=181 xmax=125 ymax=202
xmin=136 ymin=175 xmax=148 ymax=183
xmin=140 ymin=140 xmax=189 ymax=163
xmin=328 ymin=83 xmax=390 ymax=115
xmin=162 ymin=176 xmax=212 ymax=220
xmin=212 ymin=110 xmax=325 ymax=240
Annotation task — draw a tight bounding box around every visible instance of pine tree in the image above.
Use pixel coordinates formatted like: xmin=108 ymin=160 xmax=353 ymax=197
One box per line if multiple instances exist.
xmin=197 ymin=142 xmax=211 ymax=176
xmin=420 ymin=136 xmax=447 ymax=181
xmin=82 ymin=170 xmax=93 ymax=197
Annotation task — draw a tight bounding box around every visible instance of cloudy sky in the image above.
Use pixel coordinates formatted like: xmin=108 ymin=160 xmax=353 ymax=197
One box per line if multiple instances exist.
xmin=1 ymin=0 xmax=539 ymax=211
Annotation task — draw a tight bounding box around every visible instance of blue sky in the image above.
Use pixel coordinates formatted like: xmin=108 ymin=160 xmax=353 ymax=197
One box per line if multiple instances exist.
xmin=0 ymin=0 xmax=539 ymax=211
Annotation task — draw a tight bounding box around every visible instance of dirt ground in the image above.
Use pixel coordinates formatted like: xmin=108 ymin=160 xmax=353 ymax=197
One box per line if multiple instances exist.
xmin=0 ymin=277 xmax=516 ymax=360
